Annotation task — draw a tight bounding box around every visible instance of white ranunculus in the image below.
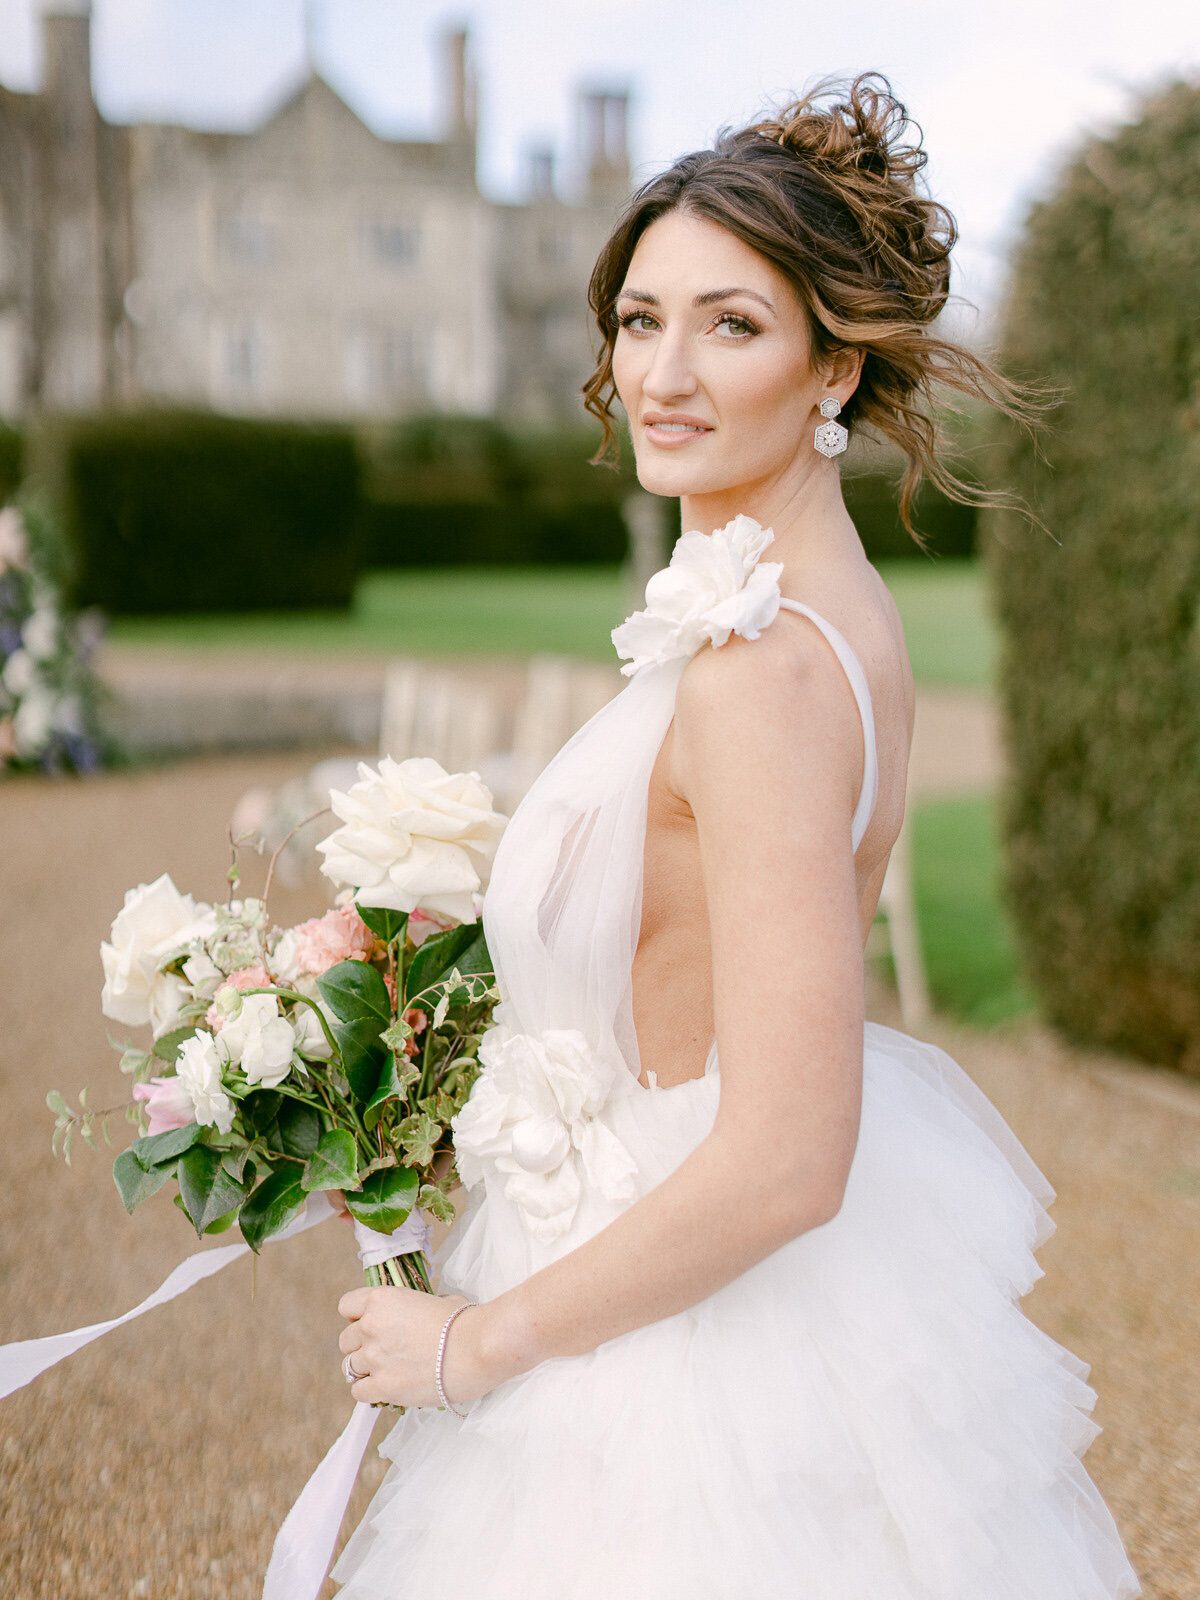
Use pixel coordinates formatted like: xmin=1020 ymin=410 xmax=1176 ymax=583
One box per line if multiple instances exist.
xmin=182 ymin=951 xmax=223 ymax=992
xmin=100 ymin=874 xmax=219 ymax=1031
xmin=317 ymin=756 xmax=507 ymax=924
xmin=216 ymin=992 xmax=296 ymax=1087
xmin=452 ymin=1008 xmax=637 ymax=1242
xmin=611 ymin=513 xmax=783 ymax=677
xmin=175 ymin=1031 xmax=235 ymax=1134
xmin=21 ymin=607 xmax=59 ymax=662
xmin=2 ymin=648 xmax=38 ymax=698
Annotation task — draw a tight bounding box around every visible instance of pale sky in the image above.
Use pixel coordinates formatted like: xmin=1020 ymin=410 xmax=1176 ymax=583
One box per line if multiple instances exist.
xmin=1 ymin=0 xmax=1198 ymax=323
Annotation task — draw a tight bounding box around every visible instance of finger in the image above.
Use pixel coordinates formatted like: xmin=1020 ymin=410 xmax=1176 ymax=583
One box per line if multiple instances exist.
xmin=350 ymin=1374 xmax=387 ymax=1406
xmin=338 ymin=1287 xmax=372 ymax=1320
xmin=338 ymin=1327 xmax=364 ymax=1356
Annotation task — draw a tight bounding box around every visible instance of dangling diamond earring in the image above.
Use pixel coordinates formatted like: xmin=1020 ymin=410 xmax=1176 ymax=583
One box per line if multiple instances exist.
xmin=814 ymin=397 xmax=848 ymax=458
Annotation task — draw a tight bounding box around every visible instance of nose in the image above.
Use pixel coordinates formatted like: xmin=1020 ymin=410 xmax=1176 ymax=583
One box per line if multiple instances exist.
xmin=640 ymin=326 xmax=699 ymax=406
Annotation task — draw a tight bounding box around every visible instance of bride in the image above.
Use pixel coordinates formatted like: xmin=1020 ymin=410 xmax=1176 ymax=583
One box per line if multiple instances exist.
xmin=332 ymin=78 xmax=1139 ymax=1598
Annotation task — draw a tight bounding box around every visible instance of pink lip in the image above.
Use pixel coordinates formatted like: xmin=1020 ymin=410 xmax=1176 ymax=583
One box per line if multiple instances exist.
xmin=641 ymin=412 xmax=714 ymax=447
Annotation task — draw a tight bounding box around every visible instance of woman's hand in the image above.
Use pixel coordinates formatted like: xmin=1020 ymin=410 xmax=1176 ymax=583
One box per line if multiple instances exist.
xmin=337 ymin=1285 xmax=493 ymax=1410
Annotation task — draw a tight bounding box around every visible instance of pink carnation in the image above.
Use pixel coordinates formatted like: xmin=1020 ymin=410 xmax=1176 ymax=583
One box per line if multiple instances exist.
xmin=286 ymin=905 xmax=375 ymax=978
xmin=132 ymin=1075 xmax=196 ymax=1136
xmin=206 ymin=963 xmax=273 ymax=1030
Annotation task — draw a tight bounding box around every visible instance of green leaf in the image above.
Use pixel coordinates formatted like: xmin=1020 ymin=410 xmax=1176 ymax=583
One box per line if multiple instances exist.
xmin=241 ymin=1089 xmax=283 ymax=1134
xmin=277 ymin=1098 xmax=322 ymax=1158
xmin=354 ymin=903 xmax=409 ymax=944
xmin=239 ymin=1166 xmax=306 ymax=1252
xmin=397 ymin=1111 xmax=440 ymax=1168
xmin=177 ymin=1145 xmax=249 ymax=1235
xmin=365 ymin=1053 xmax=419 ymax=1113
xmin=301 ymin=1127 xmax=359 ymax=1192
xmin=450 ymin=928 xmax=494 ymax=980
xmin=45 ymin=1089 xmax=69 ymax=1116
xmin=404 ymin=924 xmax=482 ymax=1008
xmin=317 ymin=960 xmax=391 ymax=1026
xmin=220 ymin=1147 xmax=254 ymax=1182
xmin=151 ymin=1025 xmax=198 ymax=1062
xmin=332 ymin=1018 xmax=388 ymax=1100
xmin=131 ymin=1121 xmax=205 ymax=1168
xmin=203 ymin=1208 xmax=239 ymax=1235
xmin=418 ymin=1183 xmax=455 ymax=1225
xmin=112 ymin=1147 xmax=172 ymax=1214
xmin=344 ymin=1165 xmax=419 ymax=1234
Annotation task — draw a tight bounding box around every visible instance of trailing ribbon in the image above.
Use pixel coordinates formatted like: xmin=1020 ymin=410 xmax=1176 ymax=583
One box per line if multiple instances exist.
xmin=0 ymin=1192 xmax=435 ymax=1600
xmin=0 ymin=1191 xmax=336 ymax=1400
xmin=260 ymin=1214 xmax=432 ymax=1600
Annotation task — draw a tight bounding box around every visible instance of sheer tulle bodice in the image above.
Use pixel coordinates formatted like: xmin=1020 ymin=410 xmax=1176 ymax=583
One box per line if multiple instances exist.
xmin=333 ymin=517 xmax=1139 ymax=1600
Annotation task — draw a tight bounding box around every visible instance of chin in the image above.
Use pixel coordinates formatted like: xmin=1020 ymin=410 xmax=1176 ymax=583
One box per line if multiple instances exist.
xmin=632 ymin=447 xmax=729 ymax=501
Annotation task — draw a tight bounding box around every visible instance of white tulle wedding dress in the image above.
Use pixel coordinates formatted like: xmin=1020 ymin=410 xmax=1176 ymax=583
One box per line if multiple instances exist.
xmin=332 ymin=517 xmax=1140 ymax=1600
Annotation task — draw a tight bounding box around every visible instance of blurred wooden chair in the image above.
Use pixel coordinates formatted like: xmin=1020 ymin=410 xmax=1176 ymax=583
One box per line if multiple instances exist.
xmin=868 ymin=812 xmax=932 ymax=1030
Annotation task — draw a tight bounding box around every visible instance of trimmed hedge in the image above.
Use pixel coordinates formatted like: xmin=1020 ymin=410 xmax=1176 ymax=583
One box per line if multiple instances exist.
xmin=360 ymin=414 xmax=976 ymax=568
xmin=986 ymin=81 xmax=1200 ymax=1073
xmin=32 ymin=412 xmax=363 ymax=615
xmin=0 ymin=425 xmax=21 ymax=505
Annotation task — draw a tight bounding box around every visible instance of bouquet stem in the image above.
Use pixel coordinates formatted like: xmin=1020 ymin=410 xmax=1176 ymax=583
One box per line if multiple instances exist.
xmin=366 ymin=1252 xmax=433 ymax=1293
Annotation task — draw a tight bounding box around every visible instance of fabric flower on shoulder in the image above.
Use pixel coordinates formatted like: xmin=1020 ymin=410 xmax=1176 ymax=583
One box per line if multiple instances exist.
xmin=611 ymin=513 xmax=783 ymax=677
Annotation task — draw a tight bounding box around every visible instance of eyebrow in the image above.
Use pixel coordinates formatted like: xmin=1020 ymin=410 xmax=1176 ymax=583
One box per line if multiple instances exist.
xmin=617 ymin=286 xmax=777 ymax=313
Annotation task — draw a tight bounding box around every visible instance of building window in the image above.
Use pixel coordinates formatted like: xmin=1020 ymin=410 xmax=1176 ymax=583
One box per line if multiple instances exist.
xmin=360 ymin=220 xmax=421 ymax=268
xmin=344 ymin=326 xmax=424 ymax=409
xmin=218 ymin=211 xmax=272 ymax=266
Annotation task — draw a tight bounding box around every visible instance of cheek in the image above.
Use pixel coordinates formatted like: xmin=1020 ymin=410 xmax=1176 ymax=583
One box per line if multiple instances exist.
xmin=711 ymin=348 xmax=812 ymax=440
xmin=610 ymin=335 xmax=642 ymax=410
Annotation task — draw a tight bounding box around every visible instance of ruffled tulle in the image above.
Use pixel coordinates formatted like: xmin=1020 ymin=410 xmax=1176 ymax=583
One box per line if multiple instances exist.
xmin=332 ymin=1023 xmax=1140 ymax=1600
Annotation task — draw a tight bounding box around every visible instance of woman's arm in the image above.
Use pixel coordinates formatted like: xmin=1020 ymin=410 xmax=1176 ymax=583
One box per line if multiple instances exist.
xmin=340 ymin=626 xmax=868 ymax=1406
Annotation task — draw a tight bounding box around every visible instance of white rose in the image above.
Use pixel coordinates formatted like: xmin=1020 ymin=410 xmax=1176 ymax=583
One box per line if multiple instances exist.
xmin=182 ymin=951 xmax=223 ymax=992
xmin=611 ymin=514 xmax=783 ymax=677
xmin=217 ymin=992 xmax=296 ymax=1088
xmin=21 ymin=607 xmax=59 ymax=662
xmin=270 ymin=926 xmax=303 ymax=985
xmin=317 ymin=756 xmax=507 ymax=924
xmin=176 ymin=1031 xmax=235 ymax=1134
xmin=2 ymin=648 xmax=38 ymax=698
xmin=100 ymin=874 xmax=219 ymax=1031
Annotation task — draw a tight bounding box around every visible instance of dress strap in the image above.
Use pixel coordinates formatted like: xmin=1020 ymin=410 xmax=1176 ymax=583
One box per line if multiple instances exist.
xmin=776 ymin=599 xmax=879 ymax=852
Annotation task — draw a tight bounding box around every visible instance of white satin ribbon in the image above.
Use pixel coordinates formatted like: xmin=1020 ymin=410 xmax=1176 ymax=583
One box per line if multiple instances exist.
xmin=0 ymin=1190 xmax=335 ymax=1400
xmin=261 ymin=1210 xmax=432 ymax=1600
xmin=353 ymin=1209 xmax=432 ymax=1268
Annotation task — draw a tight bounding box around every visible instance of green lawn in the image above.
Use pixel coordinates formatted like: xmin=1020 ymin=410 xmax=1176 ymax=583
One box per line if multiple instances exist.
xmin=110 ymin=558 xmax=995 ymax=690
xmin=909 ymin=793 xmax=1036 ymax=1028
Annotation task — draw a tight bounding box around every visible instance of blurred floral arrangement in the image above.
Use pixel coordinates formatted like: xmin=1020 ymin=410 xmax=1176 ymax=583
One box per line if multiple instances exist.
xmin=0 ymin=501 xmax=107 ymax=774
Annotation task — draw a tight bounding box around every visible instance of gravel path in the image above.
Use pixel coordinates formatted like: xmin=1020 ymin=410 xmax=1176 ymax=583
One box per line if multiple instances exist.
xmin=0 ymin=752 xmax=1194 ymax=1599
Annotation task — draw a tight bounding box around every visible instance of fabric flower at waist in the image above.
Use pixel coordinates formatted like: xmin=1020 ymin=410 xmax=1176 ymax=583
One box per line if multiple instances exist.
xmin=452 ymin=1011 xmax=638 ymax=1243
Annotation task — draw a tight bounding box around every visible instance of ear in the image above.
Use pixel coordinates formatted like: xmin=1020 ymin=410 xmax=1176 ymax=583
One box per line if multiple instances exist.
xmin=821 ymin=345 xmax=865 ymax=407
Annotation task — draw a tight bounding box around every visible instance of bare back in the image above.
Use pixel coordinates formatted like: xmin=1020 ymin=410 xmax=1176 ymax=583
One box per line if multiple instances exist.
xmin=631 ymin=554 xmax=914 ymax=1089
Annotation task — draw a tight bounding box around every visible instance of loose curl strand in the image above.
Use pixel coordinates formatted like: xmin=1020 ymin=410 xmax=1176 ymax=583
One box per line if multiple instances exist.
xmin=583 ymin=74 xmax=1048 ymax=538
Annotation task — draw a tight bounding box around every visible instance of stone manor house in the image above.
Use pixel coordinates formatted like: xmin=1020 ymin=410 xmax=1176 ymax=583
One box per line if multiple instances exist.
xmin=0 ymin=2 xmax=632 ymax=424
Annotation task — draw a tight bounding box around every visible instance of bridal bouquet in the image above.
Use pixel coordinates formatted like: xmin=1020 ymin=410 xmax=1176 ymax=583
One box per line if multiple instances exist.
xmin=50 ymin=756 xmax=507 ymax=1292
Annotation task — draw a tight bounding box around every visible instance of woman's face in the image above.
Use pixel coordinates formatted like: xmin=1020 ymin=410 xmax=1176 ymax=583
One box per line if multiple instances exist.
xmin=612 ymin=210 xmax=841 ymax=508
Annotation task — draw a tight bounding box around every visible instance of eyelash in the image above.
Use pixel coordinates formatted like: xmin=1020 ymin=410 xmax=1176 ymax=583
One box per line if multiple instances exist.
xmin=615 ymin=310 xmax=761 ymax=339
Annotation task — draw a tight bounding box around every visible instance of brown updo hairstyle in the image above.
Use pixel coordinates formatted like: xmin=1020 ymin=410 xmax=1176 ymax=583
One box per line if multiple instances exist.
xmin=583 ymin=74 xmax=1041 ymax=535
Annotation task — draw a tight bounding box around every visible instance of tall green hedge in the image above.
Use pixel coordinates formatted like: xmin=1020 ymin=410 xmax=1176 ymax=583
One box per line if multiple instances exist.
xmin=0 ymin=424 xmax=21 ymax=504
xmin=32 ymin=412 xmax=363 ymax=615
xmin=359 ymin=414 xmax=976 ymax=568
xmin=987 ymin=81 xmax=1200 ymax=1072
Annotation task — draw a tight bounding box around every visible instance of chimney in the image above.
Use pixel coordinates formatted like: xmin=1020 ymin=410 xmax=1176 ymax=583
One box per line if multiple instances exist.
xmin=579 ymin=89 xmax=630 ymax=206
xmin=41 ymin=0 xmax=94 ymax=111
xmin=444 ymin=27 xmax=476 ymax=142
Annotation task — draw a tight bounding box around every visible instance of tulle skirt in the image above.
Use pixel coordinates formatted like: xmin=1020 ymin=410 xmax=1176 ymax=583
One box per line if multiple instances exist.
xmin=332 ymin=1022 xmax=1140 ymax=1599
